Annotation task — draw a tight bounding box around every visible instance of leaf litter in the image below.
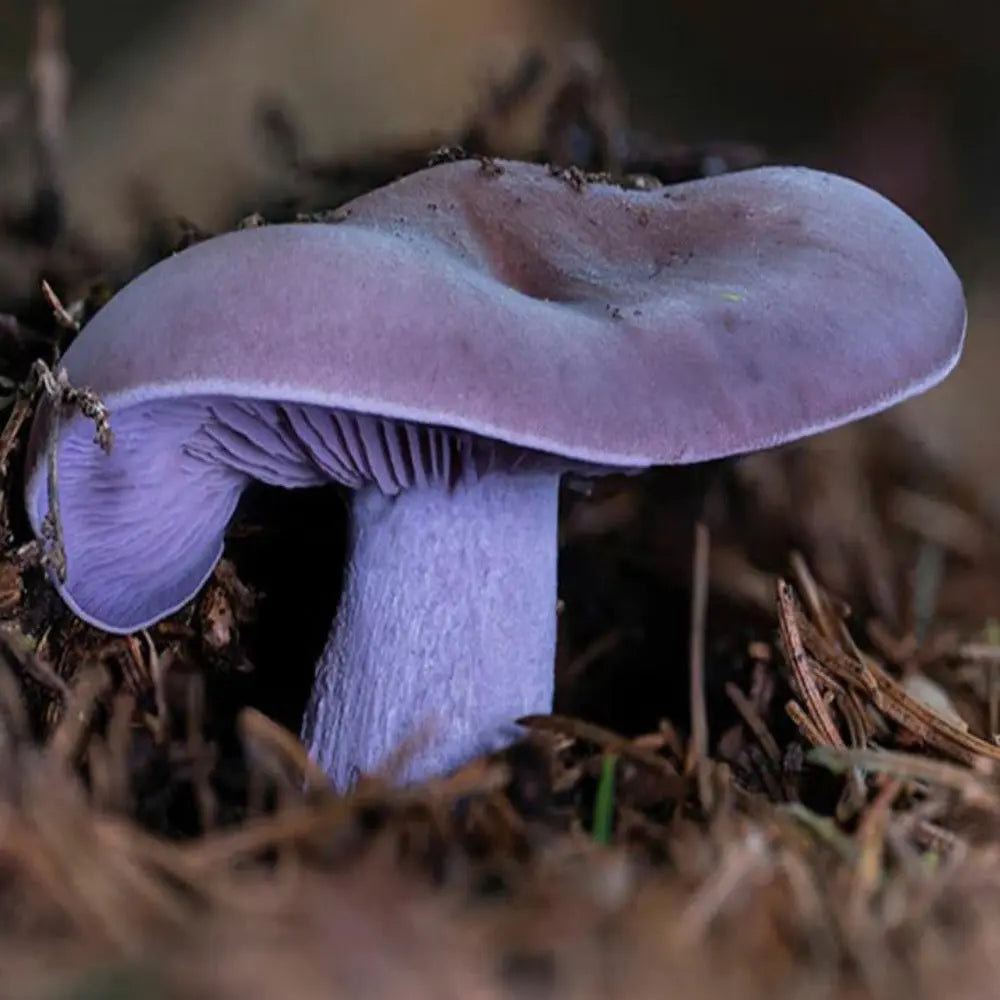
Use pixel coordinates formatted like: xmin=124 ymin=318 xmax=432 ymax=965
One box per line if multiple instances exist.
xmin=1 ymin=10 xmax=1000 ymax=1000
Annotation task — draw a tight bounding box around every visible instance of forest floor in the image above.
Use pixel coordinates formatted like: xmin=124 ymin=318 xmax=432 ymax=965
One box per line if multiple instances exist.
xmin=2 ymin=27 xmax=1000 ymax=1000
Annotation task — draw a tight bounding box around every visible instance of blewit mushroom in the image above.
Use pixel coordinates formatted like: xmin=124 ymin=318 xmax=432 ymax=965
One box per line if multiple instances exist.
xmin=23 ymin=159 xmax=965 ymax=789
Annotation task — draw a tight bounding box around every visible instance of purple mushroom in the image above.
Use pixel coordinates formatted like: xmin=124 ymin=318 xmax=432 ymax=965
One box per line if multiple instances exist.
xmin=23 ymin=159 xmax=965 ymax=789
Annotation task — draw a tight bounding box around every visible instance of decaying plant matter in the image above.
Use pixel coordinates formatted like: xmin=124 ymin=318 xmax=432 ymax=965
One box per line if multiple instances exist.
xmin=1 ymin=12 xmax=1000 ymax=1000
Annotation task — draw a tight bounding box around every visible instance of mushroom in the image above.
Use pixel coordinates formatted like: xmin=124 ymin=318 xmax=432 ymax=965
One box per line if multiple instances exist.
xmin=23 ymin=158 xmax=965 ymax=789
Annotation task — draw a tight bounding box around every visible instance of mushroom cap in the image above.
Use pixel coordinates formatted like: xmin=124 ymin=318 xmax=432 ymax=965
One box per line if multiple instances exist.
xmin=31 ymin=158 xmax=965 ymax=470
xmin=22 ymin=158 xmax=965 ymax=633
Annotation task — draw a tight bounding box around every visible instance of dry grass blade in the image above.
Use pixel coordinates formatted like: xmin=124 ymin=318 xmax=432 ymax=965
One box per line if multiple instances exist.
xmin=808 ymin=745 xmax=1000 ymax=808
xmin=671 ymin=829 xmax=772 ymax=948
xmin=780 ymin=574 xmax=1000 ymax=778
xmin=418 ymin=754 xmax=512 ymax=800
xmin=183 ymin=671 xmax=218 ymax=832
xmin=910 ymin=818 xmax=967 ymax=857
xmin=0 ymin=391 xmax=37 ymax=477
xmin=6 ymin=757 xmax=196 ymax=951
xmin=724 ymin=680 xmax=793 ymax=801
xmin=956 ymin=642 xmax=1000 ymax=662
xmin=519 ymin=714 xmax=687 ymax=795
xmin=0 ymin=652 xmax=30 ymax=755
xmin=851 ymin=777 xmax=901 ymax=899
xmin=0 ymin=624 xmax=70 ymax=701
xmin=838 ymin=781 xmax=902 ymax=994
xmin=40 ymin=279 xmax=78 ymax=332
xmin=725 ymin=681 xmax=781 ymax=767
xmin=839 ymin=690 xmax=875 ymax=748
xmin=957 ymin=628 xmax=1000 ymax=738
xmin=87 ymin=691 xmax=135 ymax=813
xmin=0 ymin=390 xmax=40 ymax=538
xmin=177 ymin=799 xmax=355 ymax=873
xmin=46 ymin=663 xmax=110 ymax=767
xmin=776 ymin=579 xmax=846 ymax=749
xmin=790 ymin=550 xmax=844 ymax=644
xmin=786 ymin=700 xmax=831 ymax=747
xmin=796 ymin=612 xmax=879 ymax=696
xmin=987 ymin=648 xmax=998 ymax=742
xmin=239 ymin=706 xmax=332 ymax=793
xmin=775 ymin=846 xmax=839 ymax=973
xmin=866 ymin=659 xmax=1000 ymax=765
xmin=686 ymin=522 xmax=712 ymax=809
xmin=890 ymin=487 xmax=994 ymax=562
xmin=709 ymin=544 xmax=776 ymax=614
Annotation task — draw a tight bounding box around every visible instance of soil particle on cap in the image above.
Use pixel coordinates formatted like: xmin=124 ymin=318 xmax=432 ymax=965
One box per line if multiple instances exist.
xmin=427 ymin=145 xmax=473 ymax=166
xmin=475 ymin=155 xmax=505 ymax=177
xmin=547 ymin=163 xmax=587 ymax=191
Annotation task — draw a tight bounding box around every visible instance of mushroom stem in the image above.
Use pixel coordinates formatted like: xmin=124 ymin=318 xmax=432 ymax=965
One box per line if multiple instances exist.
xmin=302 ymin=471 xmax=560 ymax=789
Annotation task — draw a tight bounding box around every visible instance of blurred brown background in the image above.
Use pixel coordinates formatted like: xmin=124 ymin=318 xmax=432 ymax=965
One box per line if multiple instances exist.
xmin=2 ymin=0 xmax=1000 ymax=523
